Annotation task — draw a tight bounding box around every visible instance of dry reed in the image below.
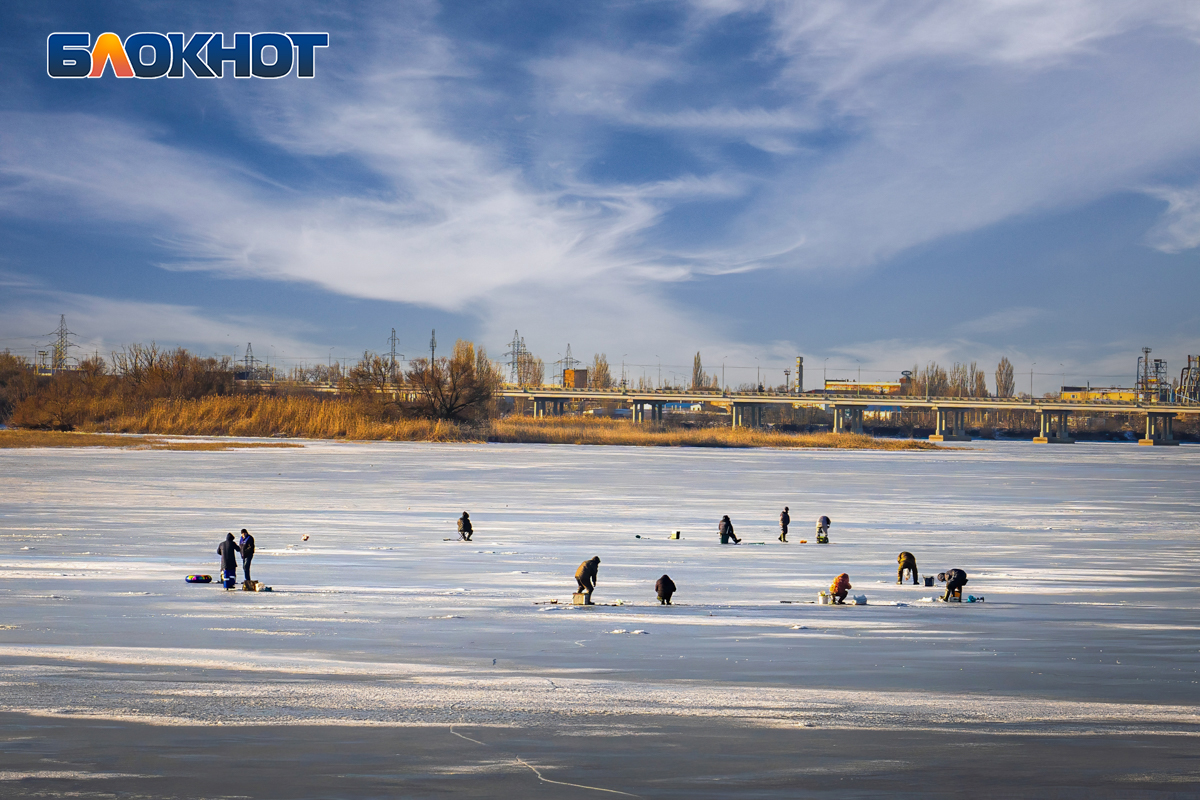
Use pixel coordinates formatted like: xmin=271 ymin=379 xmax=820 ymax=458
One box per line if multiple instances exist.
xmin=489 ymin=416 xmax=938 ymax=450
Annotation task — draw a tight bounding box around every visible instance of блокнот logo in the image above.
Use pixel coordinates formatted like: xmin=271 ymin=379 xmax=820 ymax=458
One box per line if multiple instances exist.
xmin=47 ymin=32 xmax=329 ymax=79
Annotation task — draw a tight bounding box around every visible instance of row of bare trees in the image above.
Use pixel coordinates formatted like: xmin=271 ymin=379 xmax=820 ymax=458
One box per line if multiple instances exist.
xmin=905 ymin=357 xmax=1018 ymax=398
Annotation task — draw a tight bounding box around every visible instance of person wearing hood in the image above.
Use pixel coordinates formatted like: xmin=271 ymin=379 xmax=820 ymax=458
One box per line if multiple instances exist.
xmin=655 ymin=574 xmax=677 ymax=605
xmin=829 ymin=573 xmax=851 ymax=604
xmin=217 ymin=533 xmax=240 ymax=587
xmin=938 ymin=569 xmax=968 ymax=602
xmin=779 ymin=507 xmax=791 ymax=542
xmin=238 ymin=529 xmax=255 ymax=582
xmin=457 ymin=512 xmax=473 ymax=542
xmin=575 ymin=556 xmax=601 ymax=594
xmin=718 ymin=515 xmax=741 ymax=544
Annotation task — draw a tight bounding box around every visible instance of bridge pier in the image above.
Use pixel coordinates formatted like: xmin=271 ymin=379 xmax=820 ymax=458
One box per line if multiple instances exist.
xmin=533 ymin=398 xmax=547 ymax=418
xmin=731 ymin=403 xmax=763 ymax=428
xmin=831 ymin=405 xmax=863 ymax=435
xmin=929 ymin=407 xmax=970 ymax=441
xmin=1033 ymin=410 xmax=1074 ymax=444
xmin=1140 ymin=412 xmax=1178 ymax=445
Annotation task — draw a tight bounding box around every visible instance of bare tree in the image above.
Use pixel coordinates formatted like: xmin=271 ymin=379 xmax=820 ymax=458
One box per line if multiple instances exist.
xmin=589 ymin=353 xmax=613 ymax=389
xmin=995 ymin=357 xmax=1015 ymax=398
xmin=692 ymin=352 xmax=704 ymax=390
xmin=516 ymin=351 xmax=544 ymax=387
xmin=948 ymin=363 xmax=970 ymax=397
xmin=406 ymin=340 xmax=501 ymax=420
xmin=344 ymin=352 xmax=394 ymax=397
xmin=970 ymin=361 xmax=989 ymax=397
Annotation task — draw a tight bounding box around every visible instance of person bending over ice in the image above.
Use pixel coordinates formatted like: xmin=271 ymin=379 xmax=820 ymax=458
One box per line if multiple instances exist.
xmin=238 ymin=529 xmax=255 ymax=583
xmin=217 ymin=533 xmax=240 ymax=588
xmin=655 ymin=574 xmax=676 ymax=605
xmin=576 ymin=556 xmax=601 ymax=595
xmin=718 ymin=515 xmax=741 ymax=544
xmin=829 ymin=573 xmax=851 ymax=604
xmin=938 ymin=569 xmax=968 ymax=601
xmin=897 ymin=551 xmax=918 ymax=585
xmin=779 ymin=507 xmax=790 ymax=542
xmin=457 ymin=511 xmax=473 ymax=541
xmin=816 ymin=515 xmax=831 ymax=544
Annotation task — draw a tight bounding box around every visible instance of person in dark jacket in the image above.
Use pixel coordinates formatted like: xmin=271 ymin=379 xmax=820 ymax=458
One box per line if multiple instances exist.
xmin=457 ymin=512 xmax=473 ymax=541
xmin=897 ymin=551 xmax=918 ymax=585
xmin=575 ymin=556 xmax=600 ymax=594
xmin=238 ymin=529 xmax=255 ymax=582
xmin=217 ymin=533 xmax=240 ymax=587
xmin=779 ymin=507 xmax=790 ymax=542
xmin=718 ymin=515 xmax=741 ymax=544
xmin=655 ymin=574 xmax=677 ymax=605
xmin=816 ymin=515 xmax=831 ymax=544
xmin=938 ymin=569 xmax=968 ymax=601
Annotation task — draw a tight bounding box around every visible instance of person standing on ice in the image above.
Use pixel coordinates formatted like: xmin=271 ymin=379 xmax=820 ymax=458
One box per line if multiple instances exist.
xmin=897 ymin=551 xmax=918 ymax=585
xmin=816 ymin=515 xmax=831 ymax=544
xmin=457 ymin=512 xmax=473 ymax=542
xmin=829 ymin=573 xmax=851 ymax=604
xmin=576 ymin=556 xmax=600 ymax=594
xmin=938 ymin=569 xmax=969 ymax=601
xmin=655 ymin=574 xmax=676 ymax=605
xmin=718 ymin=515 xmax=741 ymax=544
xmin=778 ymin=507 xmax=790 ymax=542
xmin=216 ymin=533 xmax=240 ymax=587
xmin=238 ymin=529 xmax=255 ymax=583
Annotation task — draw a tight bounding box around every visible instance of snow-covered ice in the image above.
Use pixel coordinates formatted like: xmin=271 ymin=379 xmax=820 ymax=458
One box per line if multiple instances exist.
xmin=1 ymin=439 xmax=1198 ymax=735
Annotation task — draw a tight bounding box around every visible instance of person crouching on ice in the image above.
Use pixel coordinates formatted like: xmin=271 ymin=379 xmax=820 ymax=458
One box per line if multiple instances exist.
xmin=897 ymin=551 xmax=918 ymax=585
xmin=938 ymin=569 xmax=968 ymax=602
xmin=655 ymin=574 xmax=676 ymax=605
xmin=576 ymin=556 xmax=600 ymax=595
xmin=718 ymin=515 xmax=741 ymax=544
xmin=816 ymin=515 xmax=831 ymax=543
xmin=829 ymin=573 xmax=851 ymax=604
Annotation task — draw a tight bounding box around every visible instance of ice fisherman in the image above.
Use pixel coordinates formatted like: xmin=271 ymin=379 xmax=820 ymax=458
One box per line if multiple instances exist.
xmin=829 ymin=573 xmax=851 ymax=604
xmin=816 ymin=515 xmax=831 ymax=544
xmin=779 ymin=507 xmax=790 ymax=542
xmin=897 ymin=551 xmax=918 ymax=585
xmin=718 ymin=515 xmax=741 ymax=544
xmin=217 ymin=533 xmax=240 ymax=587
xmin=238 ymin=529 xmax=255 ymax=583
xmin=938 ymin=569 xmax=969 ymax=602
xmin=457 ymin=511 xmax=473 ymax=542
xmin=575 ymin=556 xmax=601 ymax=595
xmin=655 ymin=574 xmax=676 ymax=605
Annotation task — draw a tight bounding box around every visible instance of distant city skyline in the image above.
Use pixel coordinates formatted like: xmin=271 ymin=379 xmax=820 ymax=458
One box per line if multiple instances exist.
xmin=4 ymin=2 xmax=1200 ymax=396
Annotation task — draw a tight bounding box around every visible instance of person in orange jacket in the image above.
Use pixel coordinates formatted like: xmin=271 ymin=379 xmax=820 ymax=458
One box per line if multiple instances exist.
xmin=829 ymin=573 xmax=851 ymax=604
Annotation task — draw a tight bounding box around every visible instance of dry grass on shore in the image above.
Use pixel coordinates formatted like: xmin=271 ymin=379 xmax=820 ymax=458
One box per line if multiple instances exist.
xmin=489 ymin=416 xmax=938 ymax=450
xmin=85 ymin=395 xmax=478 ymax=443
xmin=0 ymin=429 xmax=301 ymax=451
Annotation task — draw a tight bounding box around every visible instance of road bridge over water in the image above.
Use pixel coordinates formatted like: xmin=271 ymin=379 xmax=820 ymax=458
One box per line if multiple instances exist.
xmin=498 ymin=387 xmax=1200 ymax=446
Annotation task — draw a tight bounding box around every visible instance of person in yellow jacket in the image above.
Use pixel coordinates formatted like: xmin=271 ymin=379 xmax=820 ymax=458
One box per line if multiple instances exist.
xmin=829 ymin=573 xmax=851 ymax=604
xmin=897 ymin=551 xmax=918 ymax=585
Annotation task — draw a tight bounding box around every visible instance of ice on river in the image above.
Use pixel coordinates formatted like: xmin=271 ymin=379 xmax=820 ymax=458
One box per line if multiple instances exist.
xmin=1 ymin=438 xmax=1198 ymax=734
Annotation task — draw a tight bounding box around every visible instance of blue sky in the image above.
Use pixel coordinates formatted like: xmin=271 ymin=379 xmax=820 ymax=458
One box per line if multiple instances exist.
xmin=3 ymin=1 xmax=1200 ymax=393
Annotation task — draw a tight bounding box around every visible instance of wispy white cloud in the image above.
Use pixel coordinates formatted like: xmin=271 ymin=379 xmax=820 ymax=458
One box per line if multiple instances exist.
xmin=1143 ymin=183 xmax=1200 ymax=253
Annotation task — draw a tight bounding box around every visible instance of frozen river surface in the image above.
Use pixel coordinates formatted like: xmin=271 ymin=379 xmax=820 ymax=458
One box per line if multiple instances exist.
xmin=1 ymin=438 xmax=1199 ymax=795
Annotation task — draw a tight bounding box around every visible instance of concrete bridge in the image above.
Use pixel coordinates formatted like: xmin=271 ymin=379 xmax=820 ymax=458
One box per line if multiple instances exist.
xmin=498 ymin=387 xmax=1199 ymax=446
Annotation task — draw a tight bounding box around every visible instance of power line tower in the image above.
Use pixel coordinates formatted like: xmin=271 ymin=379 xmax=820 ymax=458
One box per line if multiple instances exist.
xmin=554 ymin=344 xmax=580 ymax=386
xmin=243 ymin=343 xmax=262 ymax=377
xmin=387 ymin=328 xmax=403 ymax=382
xmin=429 ymin=329 xmax=437 ymax=361
xmin=45 ymin=314 xmax=78 ymax=373
xmin=504 ymin=330 xmax=528 ymax=384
